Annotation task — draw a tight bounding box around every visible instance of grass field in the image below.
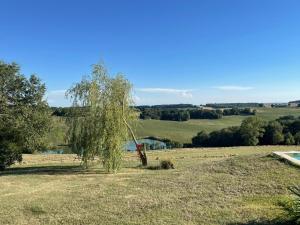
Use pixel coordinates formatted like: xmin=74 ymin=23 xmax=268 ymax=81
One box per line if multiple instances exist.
xmin=48 ymin=107 xmax=300 ymax=146
xmin=136 ymin=107 xmax=300 ymax=143
xmin=136 ymin=116 xmax=245 ymax=143
xmin=1 ymin=146 xmax=299 ymax=225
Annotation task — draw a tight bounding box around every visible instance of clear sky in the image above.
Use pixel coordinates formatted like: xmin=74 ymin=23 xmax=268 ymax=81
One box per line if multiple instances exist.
xmin=1 ymin=0 xmax=300 ymax=106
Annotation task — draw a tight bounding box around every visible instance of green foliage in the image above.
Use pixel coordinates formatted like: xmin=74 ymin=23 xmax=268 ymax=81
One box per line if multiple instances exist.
xmin=240 ymin=117 xmax=265 ymax=146
xmin=0 ymin=142 xmax=22 ymax=171
xmin=262 ymin=121 xmax=284 ymax=145
xmin=289 ymin=120 xmax=300 ymax=135
xmin=294 ymin=132 xmax=300 ymax=145
xmin=192 ymin=127 xmax=242 ymax=147
xmin=0 ymin=61 xmax=51 ymax=169
xmin=289 ymin=185 xmax=300 ymax=224
xmin=206 ymin=103 xmax=262 ymax=108
xmin=189 ymin=109 xmax=222 ymax=119
xmin=161 ymin=138 xmax=183 ymax=149
xmin=67 ymin=63 xmax=137 ymax=172
xmin=192 ymin=131 xmax=209 ymax=147
xmin=191 ymin=116 xmax=300 ymax=147
xmin=284 ymin=132 xmax=295 ymax=145
xmin=138 ymin=106 xmax=255 ymax=121
xmin=281 ymin=186 xmax=300 ymax=224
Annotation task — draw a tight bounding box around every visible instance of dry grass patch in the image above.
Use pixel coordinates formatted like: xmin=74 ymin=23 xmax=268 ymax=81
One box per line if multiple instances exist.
xmin=0 ymin=146 xmax=300 ymax=225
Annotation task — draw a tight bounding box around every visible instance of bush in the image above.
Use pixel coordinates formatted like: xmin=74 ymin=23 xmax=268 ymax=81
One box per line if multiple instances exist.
xmin=285 ymin=132 xmax=295 ymax=145
xmin=240 ymin=117 xmax=265 ymax=146
xmin=289 ymin=186 xmax=300 ymax=224
xmin=0 ymin=144 xmax=22 ymax=171
xmin=192 ymin=131 xmax=209 ymax=147
xmin=191 ymin=127 xmax=241 ymax=147
xmin=160 ymin=159 xmax=174 ymax=169
xmin=294 ymin=132 xmax=300 ymax=145
xmin=261 ymin=121 xmax=284 ymax=145
xmin=0 ymin=125 xmax=23 ymax=170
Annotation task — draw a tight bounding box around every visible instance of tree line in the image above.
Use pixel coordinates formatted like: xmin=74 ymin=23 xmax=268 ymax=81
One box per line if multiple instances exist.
xmin=205 ymin=103 xmax=263 ymax=108
xmin=136 ymin=104 xmax=198 ymax=109
xmin=207 ymin=102 xmax=297 ymax=108
xmin=139 ymin=107 xmax=256 ymax=121
xmin=52 ymin=105 xmax=256 ymax=121
xmin=192 ymin=115 xmax=300 ymax=147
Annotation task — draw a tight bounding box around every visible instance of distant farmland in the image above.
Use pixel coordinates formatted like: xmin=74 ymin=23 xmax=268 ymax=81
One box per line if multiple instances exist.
xmin=49 ymin=107 xmax=300 ymax=146
xmin=136 ymin=107 xmax=300 ymax=143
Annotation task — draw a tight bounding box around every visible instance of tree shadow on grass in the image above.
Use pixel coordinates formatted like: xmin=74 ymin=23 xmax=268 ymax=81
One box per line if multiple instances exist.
xmin=0 ymin=165 xmax=107 ymax=176
xmin=227 ymin=219 xmax=295 ymax=225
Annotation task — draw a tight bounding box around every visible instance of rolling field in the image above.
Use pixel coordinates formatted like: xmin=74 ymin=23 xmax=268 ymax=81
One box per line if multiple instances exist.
xmin=49 ymin=107 xmax=300 ymax=146
xmin=136 ymin=116 xmax=245 ymax=143
xmin=136 ymin=107 xmax=300 ymax=143
xmin=254 ymin=107 xmax=300 ymax=120
xmin=1 ymin=146 xmax=299 ymax=225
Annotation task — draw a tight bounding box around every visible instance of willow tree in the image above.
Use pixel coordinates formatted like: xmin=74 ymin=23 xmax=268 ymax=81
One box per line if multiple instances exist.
xmin=67 ymin=63 xmax=138 ymax=172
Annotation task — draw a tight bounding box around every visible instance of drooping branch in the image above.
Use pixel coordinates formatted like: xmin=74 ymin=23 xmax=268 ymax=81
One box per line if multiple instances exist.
xmin=122 ymin=95 xmax=138 ymax=146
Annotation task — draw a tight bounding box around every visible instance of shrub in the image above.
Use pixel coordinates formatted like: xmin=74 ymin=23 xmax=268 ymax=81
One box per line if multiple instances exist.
xmin=294 ymin=132 xmax=300 ymax=145
xmin=192 ymin=131 xmax=209 ymax=147
xmin=0 ymin=144 xmax=22 ymax=171
xmin=240 ymin=117 xmax=265 ymax=146
xmin=284 ymin=185 xmax=300 ymax=224
xmin=285 ymin=132 xmax=295 ymax=145
xmin=261 ymin=121 xmax=284 ymax=145
xmin=160 ymin=159 xmax=174 ymax=169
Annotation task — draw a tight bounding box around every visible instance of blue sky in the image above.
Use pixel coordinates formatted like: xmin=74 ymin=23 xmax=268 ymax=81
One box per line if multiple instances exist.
xmin=1 ymin=0 xmax=300 ymax=106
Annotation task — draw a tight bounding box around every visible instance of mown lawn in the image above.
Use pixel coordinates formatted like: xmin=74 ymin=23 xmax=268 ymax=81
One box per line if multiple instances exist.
xmin=0 ymin=146 xmax=299 ymax=225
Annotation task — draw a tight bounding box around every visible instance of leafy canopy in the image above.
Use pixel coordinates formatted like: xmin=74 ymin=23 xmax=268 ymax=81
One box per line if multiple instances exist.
xmin=67 ymin=63 xmax=137 ymax=172
xmin=0 ymin=61 xmax=51 ymax=170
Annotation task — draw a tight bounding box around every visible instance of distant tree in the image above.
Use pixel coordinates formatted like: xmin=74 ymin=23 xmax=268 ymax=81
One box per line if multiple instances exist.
xmin=289 ymin=120 xmax=300 ymax=135
xmin=206 ymin=126 xmax=241 ymax=147
xmin=190 ymin=115 xmax=300 ymax=148
xmin=0 ymin=61 xmax=51 ymax=170
xmin=192 ymin=131 xmax=209 ymax=147
xmin=261 ymin=121 xmax=284 ymax=145
xmin=284 ymin=132 xmax=295 ymax=145
xmin=239 ymin=117 xmax=265 ymax=146
xmin=294 ymin=132 xmax=300 ymax=145
xmin=189 ymin=109 xmax=222 ymax=119
xmin=67 ymin=63 xmax=138 ymax=172
xmin=192 ymin=126 xmax=241 ymax=147
xmin=179 ymin=110 xmax=190 ymax=121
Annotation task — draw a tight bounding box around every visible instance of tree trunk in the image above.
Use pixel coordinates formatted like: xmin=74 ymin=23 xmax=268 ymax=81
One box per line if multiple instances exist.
xmin=122 ymin=96 xmax=147 ymax=166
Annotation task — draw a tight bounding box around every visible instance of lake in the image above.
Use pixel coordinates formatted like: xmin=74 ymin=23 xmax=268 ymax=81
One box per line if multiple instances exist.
xmin=43 ymin=139 xmax=167 ymax=154
xmin=126 ymin=138 xmax=167 ymax=151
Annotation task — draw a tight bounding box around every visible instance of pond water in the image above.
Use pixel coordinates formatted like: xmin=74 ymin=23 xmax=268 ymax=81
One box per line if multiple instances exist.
xmin=42 ymin=139 xmax=167 ymax=154
xmin=42 ymin=149 xmax=65 ymax=154
xmin=126 ymin=139 xmax=167 ymax=151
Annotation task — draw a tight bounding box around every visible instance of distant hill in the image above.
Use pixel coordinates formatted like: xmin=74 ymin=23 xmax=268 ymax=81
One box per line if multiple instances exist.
xmin=136 ymin=104 xmax=198 ymax=109
xmin=205 ymin=103 xmax=263 ymax=108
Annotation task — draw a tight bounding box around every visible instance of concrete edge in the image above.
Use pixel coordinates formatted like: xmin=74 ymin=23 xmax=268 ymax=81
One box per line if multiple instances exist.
xmin=273 ymin=151 xmax=300 ymax=167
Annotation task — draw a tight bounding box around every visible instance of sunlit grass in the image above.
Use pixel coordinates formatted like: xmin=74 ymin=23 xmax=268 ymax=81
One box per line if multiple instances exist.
xmin=0 ymin=146 xmax=299 ymax=225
